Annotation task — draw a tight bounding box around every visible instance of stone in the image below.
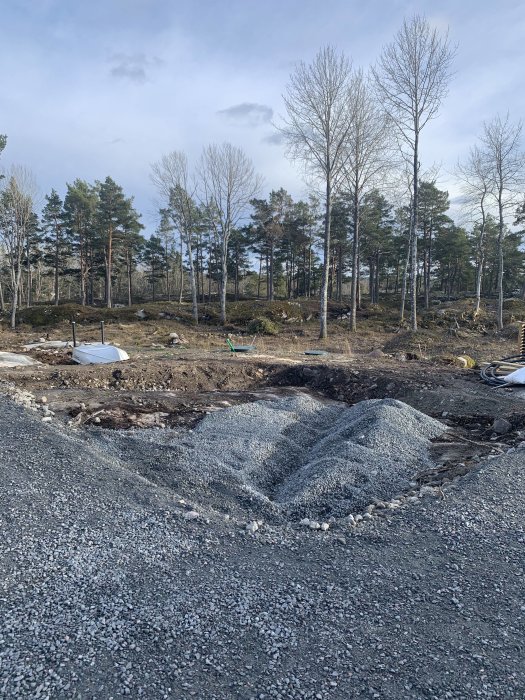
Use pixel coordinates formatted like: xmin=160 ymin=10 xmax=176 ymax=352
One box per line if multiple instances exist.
xmin=246 ymin=521 xmax=259 ymax=534
xmin=492 ymin=418 xmax=512 ymax=435
xmin=320 ymin=522 xmax=330 ymax=531
xmin=308 ymin=521 xmax=321 ymax=530
xmin=184 ymin=511 xmax=199 ymax=520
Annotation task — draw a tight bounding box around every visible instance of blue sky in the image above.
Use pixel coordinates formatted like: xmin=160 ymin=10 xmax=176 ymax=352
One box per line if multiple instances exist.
xmin=1 ymin=0 xmax=524 ymax=231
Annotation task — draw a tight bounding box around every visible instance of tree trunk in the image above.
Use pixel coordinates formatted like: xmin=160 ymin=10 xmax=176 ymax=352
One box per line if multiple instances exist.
xmin=54 ymin=234 xmax=60 ymax=306
xmin=219 ymin=239 xmax=228 ymax=324
xmin=269 ymin=241 xmax=274 ymax=301
xmin=178 ymin=234 xmax=184 ymax=304
xmin=306 ymin=244 xmax=312 ymax=299
xmin=185 ymin=234 xmax=199 ymax=324
xmin=26 ymin=235 xmax=32 ymax=308
xmin=257 ymin=252 xmax=262 ymax=299
xmin=165 ymin=240 xmax=171 ymax=302
xmin=106 ymin=227 xmax=113 ymax=308
xmin=127 ymin=251 xmax=133 ymax=306
xmin=350 ymin=187 xmax=359 ymax=332
xmin=10 ymin=266 xmax=23 ymax=330
xmin=375 ymin=251 xmax=380 ymax=302
xmin=497 ymin=193 xmax=504 ymax=331
xmin=80 ymin=244 xmax=85 ymax=306
xmin=400 ymin=225 xmax=412 ymax=323
xmin=475 ymin=216 xmax=486 ymax=316
xmin=319 ymin=176 xmax=331 ymax=339
xmin=410 ymin=132 xmax=419 ymax=330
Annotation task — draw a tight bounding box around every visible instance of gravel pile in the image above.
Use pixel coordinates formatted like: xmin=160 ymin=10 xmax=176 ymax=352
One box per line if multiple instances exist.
xmin=93 ymin=395 xmax=444 ymax=519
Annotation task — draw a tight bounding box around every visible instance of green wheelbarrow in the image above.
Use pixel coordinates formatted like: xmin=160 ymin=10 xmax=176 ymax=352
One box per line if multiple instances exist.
xmin=227 ymin=338 xmax=257 ymax=353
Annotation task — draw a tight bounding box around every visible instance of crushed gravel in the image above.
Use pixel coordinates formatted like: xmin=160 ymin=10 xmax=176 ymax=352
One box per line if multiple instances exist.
xmin=90 ymin=395 xmax=444 ymax=520
xmin=1 ymin=391 xmax=525 ymax=699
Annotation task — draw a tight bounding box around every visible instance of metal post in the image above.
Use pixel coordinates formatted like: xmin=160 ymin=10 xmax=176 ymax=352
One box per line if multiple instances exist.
xmin=100 ymin=321 xmax=105 ymax=344
xmin=71 ymin=321 xmax=77 ymax=348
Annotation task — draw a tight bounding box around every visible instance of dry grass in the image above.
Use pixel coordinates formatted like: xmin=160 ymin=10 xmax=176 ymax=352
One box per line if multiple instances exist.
xmin=0 ymin=298 xmax=522 ymax=365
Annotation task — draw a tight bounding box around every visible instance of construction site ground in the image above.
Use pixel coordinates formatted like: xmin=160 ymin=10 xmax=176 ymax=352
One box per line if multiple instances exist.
xmin=1 ymin=296 xmax=524 ymax=432
xmin=2 ymin=298 xmax=525 ymax=698
xmin=2 ymin=296 xmax=525 ymax=484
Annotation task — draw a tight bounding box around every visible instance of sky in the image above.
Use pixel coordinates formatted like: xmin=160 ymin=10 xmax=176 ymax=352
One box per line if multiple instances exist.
xmin=1 ymin=0 xmax=524 ymax=233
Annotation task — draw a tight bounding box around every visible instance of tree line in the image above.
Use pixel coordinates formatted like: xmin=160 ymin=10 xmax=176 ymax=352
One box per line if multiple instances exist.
xmin=1 ymin=15 xmax=524 ymax=333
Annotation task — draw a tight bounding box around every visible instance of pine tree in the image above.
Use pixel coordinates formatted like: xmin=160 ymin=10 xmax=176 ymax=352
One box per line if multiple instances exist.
xmin=41 ymin=189 xmax=68 ymax=305
xmin=95 ymin=177 xmax=139 ymax=307
xmin=63 ymin=180 xmax=98 ymax=305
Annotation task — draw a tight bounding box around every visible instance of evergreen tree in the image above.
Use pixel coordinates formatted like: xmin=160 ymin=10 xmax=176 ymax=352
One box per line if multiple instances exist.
xmin=417 ymin=181 xmax=450 ymax=308
xmin=41 ymin=189 xmax=69 ymax=305
xmin=95 ymin=177 xmax=138 ymax=307
xmin=227 ymin=228 xmax=251 ymax=300
xmin=63 ymin=179 xmax=98 ymax=305
xmin=142 ymin=235 xmax=166 ymax=301
xmin=118 ymin=206 xmax=145 ymax=305
xmin=360 ymin=190 xmax=394 ymax=303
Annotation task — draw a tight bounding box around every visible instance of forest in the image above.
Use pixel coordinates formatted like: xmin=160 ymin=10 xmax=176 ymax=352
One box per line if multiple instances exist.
xmin=1 ymin=16 xmax=524 ymax=336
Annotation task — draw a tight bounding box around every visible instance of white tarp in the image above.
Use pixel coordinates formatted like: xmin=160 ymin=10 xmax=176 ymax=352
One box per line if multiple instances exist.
xmin=0 ymin=352 xmax=42 ymax=368
xmin=22 ymin=340 xmax=71 ymax=350
xmin=502 ymin=366 xmax=525 ymax=385
xmin=72 ymin=343 xmax=129 ymax=365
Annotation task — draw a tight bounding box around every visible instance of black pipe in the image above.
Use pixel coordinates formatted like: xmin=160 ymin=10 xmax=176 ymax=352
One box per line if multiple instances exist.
xmin=100 ymin=321 xmax=105 ymax=344
xmin=71 ymin=321 xmax=77 ymax=348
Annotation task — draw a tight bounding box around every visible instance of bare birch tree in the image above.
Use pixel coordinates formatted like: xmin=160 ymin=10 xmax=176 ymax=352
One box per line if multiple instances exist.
xmin=372 ymin=15 xmax=455 ymax=330
xmin=456 ymin=145 xmax=491 ymax=315
xmin=280 ymin=46 xmax=354 ymax=339
xmin=480 ymin=113 xmax=525 ymax=330
xmin=0 ymin=134 xmax=7 ymax=310
xmin=0 ymin=166 xmax=37 ymax=328
xmin=151 ymin=151 xmax=199 ymax=323
xmin=344 ymin=69 xmax=391 ymax=332
xmin=198 ymin=143 xmax=262 ymax=324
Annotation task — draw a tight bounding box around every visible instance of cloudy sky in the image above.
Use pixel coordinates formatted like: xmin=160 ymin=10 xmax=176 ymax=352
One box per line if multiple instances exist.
xmin=1 ymin=0 xmax=524 ymax=231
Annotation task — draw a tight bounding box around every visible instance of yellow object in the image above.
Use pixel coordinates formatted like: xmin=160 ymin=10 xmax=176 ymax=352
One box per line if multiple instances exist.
xmin=455 ymin=355 xmax=476 ymax=369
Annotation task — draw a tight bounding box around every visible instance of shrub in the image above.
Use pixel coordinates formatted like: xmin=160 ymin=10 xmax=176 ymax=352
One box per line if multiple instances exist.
xmin=247 ymin=317 xmax=279 ymax=336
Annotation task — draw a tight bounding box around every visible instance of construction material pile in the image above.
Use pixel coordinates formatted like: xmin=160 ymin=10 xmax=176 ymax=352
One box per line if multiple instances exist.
xmin=100 ymin=394 xmax=445 ymax=519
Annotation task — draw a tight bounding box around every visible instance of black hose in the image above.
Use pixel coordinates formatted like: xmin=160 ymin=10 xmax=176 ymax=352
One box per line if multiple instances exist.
xmin=480 ymin=354 xmax=525 ymax=387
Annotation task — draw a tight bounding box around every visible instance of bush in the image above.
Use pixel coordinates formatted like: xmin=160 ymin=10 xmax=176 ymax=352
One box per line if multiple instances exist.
xmin=247 ymin=317 xmax=280 ymax=336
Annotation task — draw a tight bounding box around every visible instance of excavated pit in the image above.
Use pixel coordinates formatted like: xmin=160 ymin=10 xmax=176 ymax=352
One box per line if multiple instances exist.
xmin=8 ymin=356 xmax=525 ymax=519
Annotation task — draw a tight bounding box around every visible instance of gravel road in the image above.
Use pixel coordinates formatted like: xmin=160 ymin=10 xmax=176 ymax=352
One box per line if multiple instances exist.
xmin=1 ymin=392 xmax=525 ymax=699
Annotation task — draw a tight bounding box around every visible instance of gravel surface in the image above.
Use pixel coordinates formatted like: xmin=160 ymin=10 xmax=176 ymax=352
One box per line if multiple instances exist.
xmin=1 ymin=391 xmax=525 ymax=699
